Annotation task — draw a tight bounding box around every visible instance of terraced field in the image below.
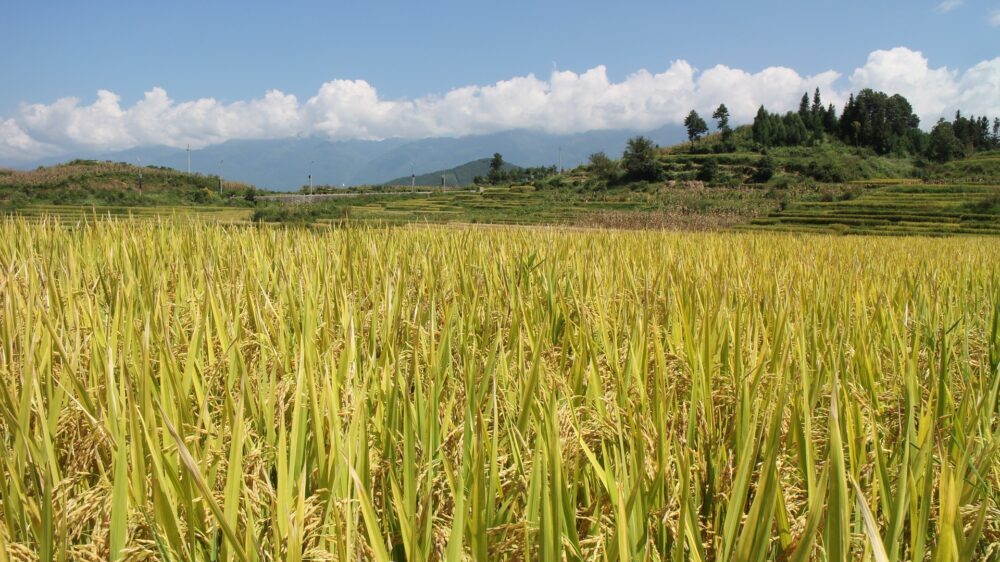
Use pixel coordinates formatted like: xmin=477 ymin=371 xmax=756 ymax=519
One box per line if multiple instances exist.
xmin=300 ymin=186 xmax=773 ymax=227
xmin=742 ymin=182 xmax=1000 ymax=236
xmin=1 ymin=204 xmax=252 ymax=224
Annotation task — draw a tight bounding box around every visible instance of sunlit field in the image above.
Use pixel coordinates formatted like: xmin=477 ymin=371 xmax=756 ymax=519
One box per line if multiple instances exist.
xmin=0 ymin=219 xmax=997 ymax=561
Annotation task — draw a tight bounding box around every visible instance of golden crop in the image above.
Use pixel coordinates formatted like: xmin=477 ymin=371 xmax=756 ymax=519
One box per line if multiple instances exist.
xmin=0 ymin=219 xmax=997 ymax=561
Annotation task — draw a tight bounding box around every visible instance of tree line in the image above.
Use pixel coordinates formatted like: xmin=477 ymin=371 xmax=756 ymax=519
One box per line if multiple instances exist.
xmin=673 ymin=88 xmax=1000 ymax=163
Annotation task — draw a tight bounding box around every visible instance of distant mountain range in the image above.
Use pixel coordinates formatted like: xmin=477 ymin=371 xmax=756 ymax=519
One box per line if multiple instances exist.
xmin=5 ymin=125 xmax=685 ymax=190
xmin=383 ymin=158 xmax=523 ymax=187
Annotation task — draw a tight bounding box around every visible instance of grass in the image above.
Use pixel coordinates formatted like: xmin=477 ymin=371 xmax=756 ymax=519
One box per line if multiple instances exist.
xmin=0 ymin=218 xmax=997 ymax=560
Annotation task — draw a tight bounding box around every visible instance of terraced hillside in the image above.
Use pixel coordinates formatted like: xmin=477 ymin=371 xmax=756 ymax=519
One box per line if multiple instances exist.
xmin=256 ymin=185 xmax=775 ymax=228
xmin=743 ymin=182 xmax=1000 ymax=235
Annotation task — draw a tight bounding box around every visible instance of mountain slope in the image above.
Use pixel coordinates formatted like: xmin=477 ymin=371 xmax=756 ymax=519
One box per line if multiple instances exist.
xmin=383 ymin=158 xmax=521 ymax=187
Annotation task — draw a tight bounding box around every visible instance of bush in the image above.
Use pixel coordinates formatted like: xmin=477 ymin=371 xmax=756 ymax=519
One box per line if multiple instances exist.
xmin=697 ymin=160 xmax=719 ymax=183
xmin=752 ymin=156 xmax=777 ymax=183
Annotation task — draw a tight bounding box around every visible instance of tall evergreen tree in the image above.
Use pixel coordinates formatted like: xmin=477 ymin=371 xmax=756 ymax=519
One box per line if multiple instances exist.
xmin=752 ymin=106 xmax=773 ymax=147
xmin=712 ymin=104 xmax=732 ymax=142
xmin=824 ymin=104 xmax=839 ymax=135
xmin=798 ymin=93 xmax=810 ymax=118
xmin=684 ymin=110 xmax=709 ymax=143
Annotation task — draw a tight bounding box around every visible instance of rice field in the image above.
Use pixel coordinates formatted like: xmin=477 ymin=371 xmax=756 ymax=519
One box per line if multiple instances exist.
xmin=0 ymin=218 xmax=998 ymax=561
xmin=743 ymin=183 xmax=1000 ymax=236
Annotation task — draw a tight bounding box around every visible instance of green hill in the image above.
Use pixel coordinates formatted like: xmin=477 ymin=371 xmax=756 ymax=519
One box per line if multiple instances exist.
xmin=0 ymin=159 xmax=260 ymax=209
xmin=383 ymin=158 xmax=521 ymax=187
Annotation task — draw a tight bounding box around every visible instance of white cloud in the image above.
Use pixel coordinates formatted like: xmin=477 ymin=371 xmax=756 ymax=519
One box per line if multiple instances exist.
xmin=2 ymin=47 xmax=999 ymax=161
xmin=935 ymin=0 xmax=964 ymax=12
xmin=990 ymin=9 xmax=1000 ymax=26
xmin=848 ymin=47 xmax=999 ymax=126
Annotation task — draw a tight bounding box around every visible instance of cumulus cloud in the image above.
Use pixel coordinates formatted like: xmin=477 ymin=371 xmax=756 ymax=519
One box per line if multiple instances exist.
xmin=1 ymin=47 xmax=998 ymax=161
xmin=848 ymin=47 xmax=999 ymax=125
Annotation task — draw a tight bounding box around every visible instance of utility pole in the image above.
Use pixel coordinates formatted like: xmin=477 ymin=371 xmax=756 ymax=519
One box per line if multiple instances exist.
xmin=186 ymin=144 xmax=191 ymax=174
xmin=558 ymin=146 xmax=562 ymax=173
xmin=218 ymin=160 xmax=224 ymax=195
xmin=136 ymin=157 xmax=143 ymax=195
xmin=309 ymin=161 xmax=314 ymax=194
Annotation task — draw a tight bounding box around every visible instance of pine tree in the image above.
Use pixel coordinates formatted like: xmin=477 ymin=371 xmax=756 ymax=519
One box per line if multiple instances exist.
xmin=824 ymin=104 xmax=838 ymax=135
xmin=684 ymin=110 xmax=709 ymax=143
xmin=753 ymin=106 xmax=773 ymax=147
xmin=798 ymin=93 xmax=810 ymax=119
xmin=712 ymin=104 xmax=732 ymax=143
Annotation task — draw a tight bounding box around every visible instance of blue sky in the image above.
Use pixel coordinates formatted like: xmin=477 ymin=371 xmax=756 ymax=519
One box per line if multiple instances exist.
xmin=1 ymin=0 xmax=998 ymax=160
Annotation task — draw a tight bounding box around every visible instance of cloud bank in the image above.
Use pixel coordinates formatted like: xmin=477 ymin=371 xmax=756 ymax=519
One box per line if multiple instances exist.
xmin=2 ymin=47 xmax=998 ymax=161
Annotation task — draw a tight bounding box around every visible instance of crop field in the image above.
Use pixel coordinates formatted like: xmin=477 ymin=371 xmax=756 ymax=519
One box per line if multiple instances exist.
xmin=1 ymin=205 xmax=253 ymax=224
xmin=743 ymin=182 xmax=1000 ymax=236
xmin=257 ymin=187 xmax=776 ymax=228
xmin=0 ymin=219 xmax=998 ymax=561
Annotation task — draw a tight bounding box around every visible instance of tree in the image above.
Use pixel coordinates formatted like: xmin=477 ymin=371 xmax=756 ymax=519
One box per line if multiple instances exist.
xmin=684 ymin=110 xmax=709 ymax=143
xmin=798 ymin=93 xmax=810 ymax=119
xmin=587 ymin=152 xmax=618 ymax=182
xmin=752 ymin=106 xmax=774 ymax=147
xmin=622 ymin=136 xmax=660 ymax=181
xmin=927 ymin=119 xmax=964 ymax=162
xmin=697 ymin=159 xmax=719 ymax=183
xmin=712 ymin=104 xmax=732 ymax=142
xmin=488 ymin=153 xmax=504 ymax=183
xmin=752 ymin=155 xmax=777 ymax=183
xmin=824 ymin=104 xmax=839 ymax=135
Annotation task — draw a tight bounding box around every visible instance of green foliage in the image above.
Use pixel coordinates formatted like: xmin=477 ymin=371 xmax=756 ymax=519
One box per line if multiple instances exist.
xmin=927 ymin=120 xmax=965 ymax=163
xmin=752 ymin=155 xmax=777 ymax=183
xmin=587 ymin=152 xmax=619 ymax=183
xmin=838 ymin=89 xmax=922 ymax=154
xmin=684 ymin=110 xmax=709 ymax=142
xmin=488 ymin=153 xmax=505 ymax=183
xmin=697 ymin=159 xmax=719 ymax=183
xmin=622 ymin=136 xmax=661 ymax=182
xmin=712 ymin=104 xmax=732 ymax=144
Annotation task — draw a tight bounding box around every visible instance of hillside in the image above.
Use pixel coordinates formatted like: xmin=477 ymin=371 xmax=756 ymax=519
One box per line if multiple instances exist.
xmin=0 ymin=160 xmax=259 ymax=209
xmin=383 ymin=158 xmax=521 ymax=187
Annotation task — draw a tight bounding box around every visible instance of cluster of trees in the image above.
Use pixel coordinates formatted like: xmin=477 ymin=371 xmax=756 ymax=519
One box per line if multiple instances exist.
xmin=746 ymin=88 xmax=999 ymax=161
xmin=586 ymin=136 xmax=660 ymax=183
xmin=927 ymin=112 xmax=1000 ymax=162
xmin=751 ymin=90 xmax=838 ymax=147
xmin=684 ymin=105 xmax=733 ymax=145
xmin=838 ymin=90 xmax=923 ymax=154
